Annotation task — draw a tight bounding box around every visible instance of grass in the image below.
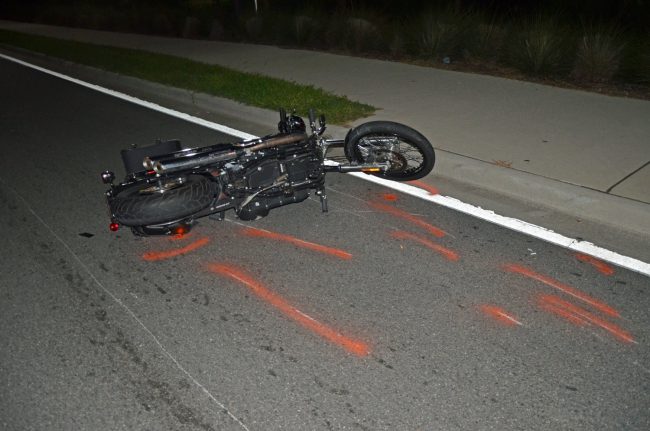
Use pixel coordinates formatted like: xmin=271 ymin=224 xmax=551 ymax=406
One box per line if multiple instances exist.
xmin=0 ymin=29 xmax=376 ymax=125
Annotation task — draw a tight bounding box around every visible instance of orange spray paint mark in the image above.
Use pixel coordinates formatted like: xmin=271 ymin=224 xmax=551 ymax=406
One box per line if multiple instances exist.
xmin=502 ymin=263 xmax=619 ymax=318
xmin=575 ymin=253 xmax=615 ymax=276
xmin=537 ymin=297 xmax=590 ymax=327
xmin=407 ymin=180 xmax=439 ymax=196
xmin=143 ymin=237 xmax=210 ymax=261
xmin=369 ymin=201 xmax=446 ymax=238
xmin=240 ymin=227 xmax=352 ymax=260
xmin=169 ymin=232 xmax=193 ymax=241
xmin=538 ymin=295 xmax=635 ymax=344
xmin=382 ymin=193 xmax=399 ymax=202
xmin=390 ymin=230 xmax=459 ymax=261
xmin=479 ymin=305 xmax=522 ymax=326
xmin=208 ymin=263 xmax=370 ymax=356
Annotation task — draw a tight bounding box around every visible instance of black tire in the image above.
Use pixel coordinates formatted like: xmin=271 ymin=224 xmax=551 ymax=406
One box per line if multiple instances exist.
xmin=110 ymin=175 xmax=216 ymax=226
xmin=344 ymin=121 xmax=435 ymax=181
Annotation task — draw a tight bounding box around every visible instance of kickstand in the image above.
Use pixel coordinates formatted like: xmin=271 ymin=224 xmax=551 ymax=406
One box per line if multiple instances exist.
xmin=316 ymin=187 xmax=328 ymax=213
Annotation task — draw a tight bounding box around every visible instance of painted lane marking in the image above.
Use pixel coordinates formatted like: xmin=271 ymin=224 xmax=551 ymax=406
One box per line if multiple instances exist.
xmin=538 ymin=294 xmax=635 ymax=344
xmin=207 ymin=263 xmax=370 ymax=356
xmin=353 ymin=174 xmax=650 ymax=277
xmin=479 ymin=305 xmax=522 ymax=326
xmin=503 ymin=263 xmax=620 ymax=318
xmin=3 ymin=53 xmax=647 ymax=277
xmin=143 ymin=237 xmax=210 ymax=261
xmin=239 ymin=226 xmax=352 ymax=260
xmin=390 ymin=230 xmax=459 ymax=261
xmin=0 ymin=53 xmax=257 ymax=140
xmin=369 ymin=201 xmax=446 ymax=238
xmin=575 ymin=253 xmax=615 ymax=276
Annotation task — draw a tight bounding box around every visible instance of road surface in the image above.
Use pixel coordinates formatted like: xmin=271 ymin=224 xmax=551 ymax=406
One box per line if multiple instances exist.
xmin=1 ymin=57 xmax=648 ymax=431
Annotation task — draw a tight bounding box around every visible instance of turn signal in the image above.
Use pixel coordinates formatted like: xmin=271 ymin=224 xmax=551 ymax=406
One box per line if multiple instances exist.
xmin=361 ymin=168 xmax=381 ymax=173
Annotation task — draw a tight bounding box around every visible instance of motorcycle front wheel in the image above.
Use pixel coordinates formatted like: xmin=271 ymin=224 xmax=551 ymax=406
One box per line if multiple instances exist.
xmin=109 ymin=175 xmax=216 ymax=226
xmin=344 ymin=121 xmax=435 ymax=181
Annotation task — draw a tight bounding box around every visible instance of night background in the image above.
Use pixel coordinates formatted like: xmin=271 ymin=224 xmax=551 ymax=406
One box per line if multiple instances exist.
xmin=1 ymin=0 xmax=649 ymax=91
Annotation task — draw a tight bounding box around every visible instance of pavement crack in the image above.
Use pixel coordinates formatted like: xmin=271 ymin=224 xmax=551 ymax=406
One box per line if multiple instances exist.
xmin=605 ymin=160 xmax=650 ymax=193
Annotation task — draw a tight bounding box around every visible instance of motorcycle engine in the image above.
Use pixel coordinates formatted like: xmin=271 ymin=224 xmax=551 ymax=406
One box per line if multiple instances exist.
xmin=232 ymin=149 xmax=323 ymax=220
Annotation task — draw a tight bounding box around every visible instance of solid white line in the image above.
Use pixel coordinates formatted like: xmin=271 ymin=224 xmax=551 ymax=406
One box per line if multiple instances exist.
xmin=0 ymin=53 xmax=257 ymax=141
xmin=350 ymin=173 xmax=650 ymax=277
xmin=2 ymin=52 xmax=648 ymax=277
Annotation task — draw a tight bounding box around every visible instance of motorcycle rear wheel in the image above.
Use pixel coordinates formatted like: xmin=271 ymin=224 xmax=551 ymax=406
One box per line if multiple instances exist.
xmin=110 ymin=175 xmax=216 ymax=226
xmin=344 ymin=121 xmax=435 ymax=181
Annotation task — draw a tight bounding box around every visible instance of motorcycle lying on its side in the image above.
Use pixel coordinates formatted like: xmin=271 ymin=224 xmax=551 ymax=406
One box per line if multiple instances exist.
xmin=100 ymin=108 xmax=435 ymax=236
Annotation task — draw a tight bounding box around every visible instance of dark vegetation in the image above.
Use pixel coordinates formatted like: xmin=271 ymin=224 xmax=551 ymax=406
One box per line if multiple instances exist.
xmin=2 ymin=0 xmax=649 ymax=97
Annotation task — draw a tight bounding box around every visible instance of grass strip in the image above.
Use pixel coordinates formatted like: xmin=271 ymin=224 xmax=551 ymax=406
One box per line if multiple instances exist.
xmin=0 ymin=29 xmax=375 ymax=124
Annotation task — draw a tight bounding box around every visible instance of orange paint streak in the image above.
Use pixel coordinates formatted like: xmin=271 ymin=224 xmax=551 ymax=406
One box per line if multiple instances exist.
xmin=369 ymin=201 xmax=446 ymax=238
xmin=538 ymin=295 xmax=635 ymax=344
xmin=169 ymin=232 xmax=193 ymax=241
xmin=575 ymin=253 xmax=615 ymax=276
xmin=240 ymin=227 xmax=352 ymax=260
xmin=382 ymin=193 xmax=399 ymax=202
xmin=407 ymin=180 xmax=439 ymax=195
xmin=502 ymin=263 xmax=619 ymax=318
xmin=143 ymin=237 xmax=210 ymax=261
xmin=390 ymin=230 xmax=459 ymax=261
xmin=208 ymin=263 xmax=370 ymax=356
xmin=479 ymin=304 xmax=522 ymax=326
xmin=538 ymin=299 xmax=589 ymax=327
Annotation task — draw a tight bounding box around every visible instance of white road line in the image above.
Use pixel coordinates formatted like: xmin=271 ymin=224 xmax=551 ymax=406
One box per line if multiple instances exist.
xmin=2 ymin=52 xmax=648 ymax=277
xmin=0 ymin=53 xmax=257 ymax=141
xmin=352 ymin=174 xmax=650 ymax=277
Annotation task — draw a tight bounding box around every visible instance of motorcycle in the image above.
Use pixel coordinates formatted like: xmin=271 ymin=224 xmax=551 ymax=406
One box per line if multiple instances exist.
xmin=100 ymin=108 xmax=435 ymax=236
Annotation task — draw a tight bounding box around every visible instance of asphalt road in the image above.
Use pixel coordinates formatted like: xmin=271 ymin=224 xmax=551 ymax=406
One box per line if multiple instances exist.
xmin=1 ymin=58 xmax=648 ymax=431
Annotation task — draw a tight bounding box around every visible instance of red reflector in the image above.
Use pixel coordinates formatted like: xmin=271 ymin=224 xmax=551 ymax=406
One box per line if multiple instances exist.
xmin=109 ymin=223 xmax=120 ymax=232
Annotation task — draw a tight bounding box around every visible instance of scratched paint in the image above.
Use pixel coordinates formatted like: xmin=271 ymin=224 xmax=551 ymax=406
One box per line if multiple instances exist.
xmin=142 ymin=237 xmax=210 ymax=261
xmin=575 ymin=253 xmax=615 ymax=276
xmin=407 ymin=180 xmax=439 ymax=196
xmin=390 ymin=230 xmax=459 ymax=261
xmin=240 ymin=227 xmax=352 ymax=260
xmin=502 ymin=263 xmax=620 ymax=318
xmin=479 ymin=304 xmax=522 ymax=326
xmin=369 ymin=201 xmax=446 ymax=238
xmin=208 ymin=263 xmax=370 ymax=356
xmin=538 ymin=294 xmax=635 ymax=344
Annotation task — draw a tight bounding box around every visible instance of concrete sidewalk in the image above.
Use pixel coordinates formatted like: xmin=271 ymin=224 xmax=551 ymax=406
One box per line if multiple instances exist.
xmin=1 ymin=21 xmax=648 ymax=234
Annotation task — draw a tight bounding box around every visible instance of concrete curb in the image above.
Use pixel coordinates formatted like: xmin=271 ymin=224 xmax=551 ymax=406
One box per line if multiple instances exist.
xmin=2 ymin=46 xmax=648 ymax=238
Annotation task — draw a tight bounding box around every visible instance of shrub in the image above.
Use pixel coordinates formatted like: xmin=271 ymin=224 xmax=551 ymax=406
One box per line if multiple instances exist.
xmin=619 ymin=35 xmax=650 ymax=85
xmin=463 ymin=12 xmax=507 ymax=62
xmin=323 ymin=9 xmax=385 ymax=54
xmin=418 ymin=5 xmax=473 ymax=62
xmin=504 ymin=14 xmax=573 ymax=76
xmin=572 ymin=23 xmax=625 ymax=83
